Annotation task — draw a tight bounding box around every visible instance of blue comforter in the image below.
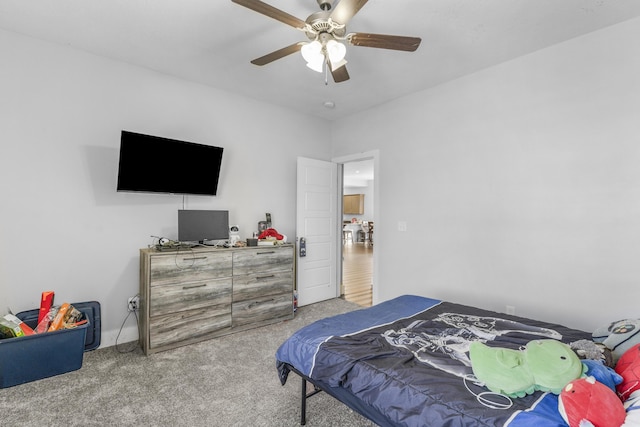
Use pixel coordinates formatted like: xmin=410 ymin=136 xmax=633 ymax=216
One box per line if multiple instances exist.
xmin=276 ymin=295 xmax=590 ymax=427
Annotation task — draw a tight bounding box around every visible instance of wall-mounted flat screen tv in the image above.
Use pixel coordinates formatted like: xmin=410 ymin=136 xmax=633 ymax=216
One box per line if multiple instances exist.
xmin=117 ymin=131 xmax=223 ymax=196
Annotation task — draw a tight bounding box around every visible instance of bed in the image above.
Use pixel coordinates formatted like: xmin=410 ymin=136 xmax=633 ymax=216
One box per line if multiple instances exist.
xmin=276 ymin=295 xmax=592 ymax=426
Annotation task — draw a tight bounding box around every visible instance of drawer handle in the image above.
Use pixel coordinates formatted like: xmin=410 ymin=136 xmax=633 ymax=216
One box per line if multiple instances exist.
xmin=256 ymin=274 xmax=275 ymax=280
xmin=257 ymin=251 xmax=275 ymax=255
xmin=182 ymin=256 xmax=207 ymax=261
xmin=248 ymin=298 xmax=276 ymax=309
xmin=183 ymin=283 xmax=207 ymax=290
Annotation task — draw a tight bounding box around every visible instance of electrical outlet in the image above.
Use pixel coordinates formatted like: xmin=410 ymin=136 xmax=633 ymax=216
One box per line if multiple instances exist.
xmin=128 ymin=296 xmax=140 ymax=312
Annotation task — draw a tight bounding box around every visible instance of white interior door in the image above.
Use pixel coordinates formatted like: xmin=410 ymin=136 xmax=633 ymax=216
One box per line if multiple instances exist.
xmin=296 ymin=157 xmax=339 ymax=306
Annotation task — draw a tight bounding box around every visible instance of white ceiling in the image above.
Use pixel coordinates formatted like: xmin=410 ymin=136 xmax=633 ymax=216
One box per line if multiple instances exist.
xmin=1 ymin=0 xmax=639 ymax=122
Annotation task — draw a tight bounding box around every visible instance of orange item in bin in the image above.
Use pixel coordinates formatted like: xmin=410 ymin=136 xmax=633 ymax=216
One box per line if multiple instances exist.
xmin=48 ymin=303 xmax=71 ymax=332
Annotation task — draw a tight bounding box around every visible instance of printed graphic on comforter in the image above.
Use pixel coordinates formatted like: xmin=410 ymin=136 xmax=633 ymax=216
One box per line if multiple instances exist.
xmin=382 ymin=312 xmax=562 ymax=378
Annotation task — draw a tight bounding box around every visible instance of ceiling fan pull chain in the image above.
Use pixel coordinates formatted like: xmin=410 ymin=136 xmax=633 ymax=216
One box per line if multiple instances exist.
xmin=325 ymin=60 xmax=329 ymax=85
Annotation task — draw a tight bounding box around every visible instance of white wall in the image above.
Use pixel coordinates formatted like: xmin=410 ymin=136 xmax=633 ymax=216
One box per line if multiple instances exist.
xmin=332 ymin=17 xmax=640 ymax=332
xmin=0 ymin=29 xmax=331 ymax=347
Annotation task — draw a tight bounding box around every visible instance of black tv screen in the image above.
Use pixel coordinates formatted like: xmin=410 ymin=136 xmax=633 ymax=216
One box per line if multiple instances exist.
xmin=117 ymin=131 xmax=223 ymax=196
xmin=178 ymin=210 xmax=229 ymax=243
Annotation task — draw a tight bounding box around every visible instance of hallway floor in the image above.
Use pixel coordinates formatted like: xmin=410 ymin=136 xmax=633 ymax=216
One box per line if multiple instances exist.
xmin=342 ymin=241 xmax=373 ymax=307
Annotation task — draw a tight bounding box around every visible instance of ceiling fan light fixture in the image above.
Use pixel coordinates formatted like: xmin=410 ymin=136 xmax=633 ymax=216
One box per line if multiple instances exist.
xmin=306 ymin=58 xmax=324 ymax=73
xmin=301 ymin=40 xmax=322 ymax=63
xmin=302 ymin=40 xmax=324 ymax=73
xmin=326 ymin=39 xmax=346 ymax=63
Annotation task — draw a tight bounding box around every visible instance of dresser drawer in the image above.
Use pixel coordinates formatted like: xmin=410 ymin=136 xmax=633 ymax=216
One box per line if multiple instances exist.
xmin=149 ymin=305 xmax=232 ymax=349
xmin=150 ymin=278 xmax=232 ymax=317
xmin=233 ymin=271 xmax=293 ymax=302
xmin=232 ymin=247 xmax=293 ymax=276
xmin=149 ymin=251 xmax=232 ymax=286
xmin=232 ymin=293 xmax=292 ymax=327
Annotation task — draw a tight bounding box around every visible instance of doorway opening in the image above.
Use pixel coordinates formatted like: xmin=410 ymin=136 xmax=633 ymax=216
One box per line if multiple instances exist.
xmin=341 ymin=158 xmax=374 ymax=307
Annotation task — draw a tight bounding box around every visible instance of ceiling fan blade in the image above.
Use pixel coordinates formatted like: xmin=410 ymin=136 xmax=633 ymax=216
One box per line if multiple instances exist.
xmin=232 ymin=0 xmax=306 ymax=29
xmin=348 ymin=32 xmax=421 ymax=52
xmin=250 ymin=42 xmax=305 ymax=66
xmin=330 ymin=0 xmax=369 ymax=25
xmin=330 ymin=63 xmax=350 ymax=83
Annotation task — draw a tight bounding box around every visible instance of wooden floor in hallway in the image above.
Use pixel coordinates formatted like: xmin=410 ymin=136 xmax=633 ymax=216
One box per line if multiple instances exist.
xmin=341 ymin=241 xmax=373 ymax=307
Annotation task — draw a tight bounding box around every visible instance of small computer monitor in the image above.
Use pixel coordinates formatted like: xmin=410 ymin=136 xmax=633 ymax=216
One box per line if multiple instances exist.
xmin=178 ymin=210 xmax=229 ymax=243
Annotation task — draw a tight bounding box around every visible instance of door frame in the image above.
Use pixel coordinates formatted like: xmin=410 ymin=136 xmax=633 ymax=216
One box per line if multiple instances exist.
xmin=332 ymin=149 xmax=380 ymax=305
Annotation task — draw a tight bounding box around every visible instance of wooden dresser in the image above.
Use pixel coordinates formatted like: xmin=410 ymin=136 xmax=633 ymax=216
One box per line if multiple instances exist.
xmin=139 ymin=244 xmax=294 ymax=355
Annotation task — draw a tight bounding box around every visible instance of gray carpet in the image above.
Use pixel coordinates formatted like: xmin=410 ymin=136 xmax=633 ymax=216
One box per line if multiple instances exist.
xmin=0 ymin=298 xmax=376 ymax=426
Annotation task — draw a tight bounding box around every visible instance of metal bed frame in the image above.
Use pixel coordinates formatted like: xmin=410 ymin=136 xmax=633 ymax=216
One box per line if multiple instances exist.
xmin=286 ymin=364 xmax=391 ymax=427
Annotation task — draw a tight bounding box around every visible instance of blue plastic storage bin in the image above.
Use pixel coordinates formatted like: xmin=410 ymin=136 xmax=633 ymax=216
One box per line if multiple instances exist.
xmin=0 ymin=310 xmax=89 ymax=388
xmin=15 ymin=301 xmax=101 ymax=351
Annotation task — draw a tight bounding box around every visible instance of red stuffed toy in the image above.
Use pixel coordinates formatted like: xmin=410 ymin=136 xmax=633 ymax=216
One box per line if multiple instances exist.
xmin=616 ymin=343 xmax=640 ymax=401
xmin=258 ymin=228 xmax=283 ymax=240
xmin=558 ymin=376 xmax=626 ymax=427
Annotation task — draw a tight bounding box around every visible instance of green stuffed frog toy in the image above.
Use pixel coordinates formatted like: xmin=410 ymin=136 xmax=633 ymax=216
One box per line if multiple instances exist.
xmin=469 ymin=339 xmax=584 ymax=398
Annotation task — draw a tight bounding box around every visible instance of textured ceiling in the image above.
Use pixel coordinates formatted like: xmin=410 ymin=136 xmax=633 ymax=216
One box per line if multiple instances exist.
xmin=1 ymin=0 xmax=639 ymax=121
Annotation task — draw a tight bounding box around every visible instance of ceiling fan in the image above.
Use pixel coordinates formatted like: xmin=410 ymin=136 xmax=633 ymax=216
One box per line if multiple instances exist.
xmin=231 ymin=0 xmax=421 ymax=83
